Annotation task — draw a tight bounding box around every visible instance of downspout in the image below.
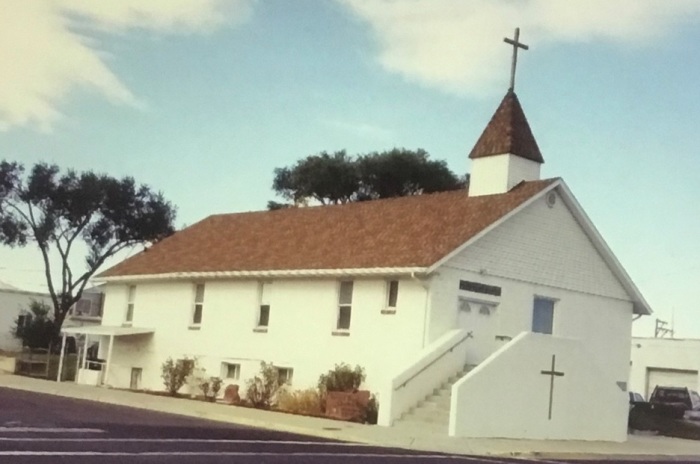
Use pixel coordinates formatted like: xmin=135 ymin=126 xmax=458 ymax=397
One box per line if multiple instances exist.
xmin=411 ymin=272 xmax=431 ymax=348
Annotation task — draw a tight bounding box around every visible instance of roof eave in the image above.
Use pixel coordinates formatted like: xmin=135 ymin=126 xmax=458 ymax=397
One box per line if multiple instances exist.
xmin=427 ymin=179 xmax=652 ymax=316
xmin=96 ymin=267 xmax=430 ymax=283
xmin=427 ymin=179 xmax=562 ymax=274
xmin=555 ymin=181 xmax=653 ymax=316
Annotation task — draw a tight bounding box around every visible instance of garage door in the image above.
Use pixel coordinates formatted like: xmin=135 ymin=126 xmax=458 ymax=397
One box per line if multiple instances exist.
xmin=646 ymin=368 xmax=699 ymax=398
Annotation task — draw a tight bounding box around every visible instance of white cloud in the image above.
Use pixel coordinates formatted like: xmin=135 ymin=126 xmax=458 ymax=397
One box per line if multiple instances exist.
xmin=340 ymin=0 xmax=700 ymax=96
xmin=0 ymin=0 xmax=253 ymax=132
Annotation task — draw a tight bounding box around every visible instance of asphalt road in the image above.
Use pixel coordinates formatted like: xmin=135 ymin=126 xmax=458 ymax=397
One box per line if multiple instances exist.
xmin=0 ymin=386 xmax=699 ymax=463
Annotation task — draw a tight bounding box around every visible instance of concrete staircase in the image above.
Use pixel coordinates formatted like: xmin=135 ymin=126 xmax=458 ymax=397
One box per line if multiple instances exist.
xmin=392 ymin=364 xmax=475 ymax=435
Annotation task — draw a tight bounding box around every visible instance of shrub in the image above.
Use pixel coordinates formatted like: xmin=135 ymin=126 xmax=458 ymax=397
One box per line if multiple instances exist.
xmin=13 ymin=300 xmax=60 ymax=351
xmin=200 ymin=376 xmax=223 ymax=401
xmin=161 ymin=357 xmax=194 ymax=396
xmin=363 ymin=394 xmax=379 ymax=424
xmin=278 ymin=388 xmax=323 ymax=416
xmin=210 ymin=376 xmax=223 ymax=398
xmin=245 ymin=361 xmax=281 ymax=408
xmin=318 ymin=363 xmax=366 ymax=394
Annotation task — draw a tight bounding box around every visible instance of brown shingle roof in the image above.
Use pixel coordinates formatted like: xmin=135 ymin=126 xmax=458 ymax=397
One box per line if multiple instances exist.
xmin=469 ymin=90 xmax=544 ymax=163
xmin=100 ymin=179 xmax=557 ymax=277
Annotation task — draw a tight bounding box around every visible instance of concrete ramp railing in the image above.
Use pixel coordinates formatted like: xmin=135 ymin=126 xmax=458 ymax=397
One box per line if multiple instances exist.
xmin=377 ymin=329 xmax=470 ymax=426
xmin=449 ymin=331 xmax=627 ymax=441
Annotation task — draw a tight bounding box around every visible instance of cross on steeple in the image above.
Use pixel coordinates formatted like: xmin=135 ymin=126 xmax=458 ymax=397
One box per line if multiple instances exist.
xmin=504 ymin=28 xmax=529 ymax=91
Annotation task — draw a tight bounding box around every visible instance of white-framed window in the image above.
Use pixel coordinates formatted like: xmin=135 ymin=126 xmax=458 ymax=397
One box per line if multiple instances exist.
xmin=191 ymin=283 xmax=205 ymax=326
xmin=257 ymin=281 xmax=271 ymax=328
xmin=277 ymin=367 xmax=293 ymax=386
xmin=386 ymin=280 xmax=399 ymax=309
xmin=532 ymin=297 xmax=555 ymax=334
xmin=17 ymin=314 xmax=31 ymax=330
xmin=125 ymin=285 xmax=136 ymax=325
xmin=337 ymin=280 xmax=353 ymax=330
xmin=221 ymin=362 xmax=241 ymax=380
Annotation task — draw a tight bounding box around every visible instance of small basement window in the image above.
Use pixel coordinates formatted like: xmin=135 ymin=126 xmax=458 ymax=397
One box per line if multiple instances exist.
xmin=221 ymin=362 xmax=241 ymax=380
xmin=277 ymin=367 xmax=293 ymax=386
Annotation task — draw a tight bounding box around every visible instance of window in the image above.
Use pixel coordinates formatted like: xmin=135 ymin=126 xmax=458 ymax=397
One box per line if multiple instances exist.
xmin=17 ymin=314 xmax=31 ymax=330
xmin=337 ymin=281 xmax=353 ymax=330
xmin=125 ymin=285 xmax=136 ymax=324
xmin=191 ymin=284 xmax=205 ymax=326
xmin=532 ymin=297 xmax=555 ymax=334
xmin=221 ymin=362 xmax=241 ymax=380
xmin=386 ymin=280 xmax=399 ymax=308
xmin=74 ymin=299 xmax=92 ymax=317
xmin=257 ymin=281 xmax=271 ymax=329
xmin=277 ymin=367 xmax=293 ymax=385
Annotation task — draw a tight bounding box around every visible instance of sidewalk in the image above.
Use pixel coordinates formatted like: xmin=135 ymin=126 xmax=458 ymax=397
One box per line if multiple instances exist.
xmin=1 ymin=372 xmax=699 ymax=459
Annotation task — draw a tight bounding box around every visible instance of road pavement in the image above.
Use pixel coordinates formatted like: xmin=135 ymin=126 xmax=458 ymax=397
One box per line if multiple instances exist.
xmin=1 ymin=386 xmax=700 ymax=463
xmin=0 ymin=387 xmax=543 ymax=463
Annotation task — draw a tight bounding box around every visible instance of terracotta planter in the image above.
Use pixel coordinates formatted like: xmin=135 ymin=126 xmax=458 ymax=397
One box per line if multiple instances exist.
xmin=325 ymin=390 xmax=370 ymax=422
xmin=223 ymin=384 xmax=240 ymax=405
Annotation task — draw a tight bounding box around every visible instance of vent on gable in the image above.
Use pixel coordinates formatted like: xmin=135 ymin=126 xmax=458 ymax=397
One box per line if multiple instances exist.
xmin=546 ymin=192 xmax=556 ymax=208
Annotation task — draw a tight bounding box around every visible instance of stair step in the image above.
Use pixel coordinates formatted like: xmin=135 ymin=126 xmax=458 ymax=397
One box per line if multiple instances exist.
xmin=391 ymin=363 xmax=478 ymax=436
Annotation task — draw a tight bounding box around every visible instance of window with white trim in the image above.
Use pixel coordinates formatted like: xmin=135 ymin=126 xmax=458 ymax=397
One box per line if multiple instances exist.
xmin=257 ymin=281 xmax=271 ymax=328
xmin=277 ymin=367 xmax=293 ymax=386
xmin=125 ymin=285 xmax=135 ymax=325
xmin=386 ymin=280 xmax=399 ymax=309
xmin=221 ymin=362 xmax=241 ymax=380
xmin=337 ymin=281 xmax=353 ymax=330
xmin=191 ymin=283 xmax=205 ymax=326
xmin=532 ymin=297 xmax=555 ymax=334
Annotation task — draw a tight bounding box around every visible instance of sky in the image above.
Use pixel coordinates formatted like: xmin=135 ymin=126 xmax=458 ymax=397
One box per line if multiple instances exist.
xmin=0 ymin=0 xmax=698 ymax=338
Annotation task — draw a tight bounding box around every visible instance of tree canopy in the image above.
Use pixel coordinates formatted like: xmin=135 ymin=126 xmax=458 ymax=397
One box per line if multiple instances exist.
xmin=269 ymin=148 xmax=466 ymax=209
xmin=0 ymin=161 xmax=176 ymax=330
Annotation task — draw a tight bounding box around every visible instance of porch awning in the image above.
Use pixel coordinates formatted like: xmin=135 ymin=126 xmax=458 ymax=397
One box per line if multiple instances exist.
xmin=61 ymin=325 xmax=154 ymax=337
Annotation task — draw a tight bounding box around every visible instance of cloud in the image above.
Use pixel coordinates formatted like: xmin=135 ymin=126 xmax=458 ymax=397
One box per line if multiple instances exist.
xmin=340 ymin=0 xmax=700 ymax=96
xmin=0 ymin=0 xmax=253 ymax=132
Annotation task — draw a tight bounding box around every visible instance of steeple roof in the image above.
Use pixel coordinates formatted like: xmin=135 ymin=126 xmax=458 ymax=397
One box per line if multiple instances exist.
xmin=468 ymin=90 xmax=544 ymax=163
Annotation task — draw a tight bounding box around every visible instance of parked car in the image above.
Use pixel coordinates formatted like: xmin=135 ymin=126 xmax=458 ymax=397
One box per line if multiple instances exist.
xmin=628 ymin=391 xmax=654 ymax=430
xmin=649 ymin=386 xmax=700 ymax=420
xmin=629 ymin=391 xmax=645 ymax=410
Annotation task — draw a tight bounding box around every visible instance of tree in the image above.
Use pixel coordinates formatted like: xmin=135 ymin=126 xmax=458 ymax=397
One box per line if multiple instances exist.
xmin=13 ymin=300 xmax=58 ymax=350
xmin=272 ymin=150 xmax=359 ymax=206
xmin=357 ymin=148 xmax=466 ymax=200
xmin=269 ymin=148 xmax=465 ymax=208
xmin=0 ymin=161 xmax=176 ymax=332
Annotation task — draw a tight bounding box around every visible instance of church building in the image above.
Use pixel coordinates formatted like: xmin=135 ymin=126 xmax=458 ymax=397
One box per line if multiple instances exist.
xmin=61 ymin=30 xmax=651 ymax=441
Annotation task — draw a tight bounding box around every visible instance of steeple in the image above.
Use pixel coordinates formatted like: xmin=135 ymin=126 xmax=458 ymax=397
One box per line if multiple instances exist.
xmin=468 ymin=29 xmax=543 ymax=197
xmin=468 ymin=89 xmax=543 ymax=163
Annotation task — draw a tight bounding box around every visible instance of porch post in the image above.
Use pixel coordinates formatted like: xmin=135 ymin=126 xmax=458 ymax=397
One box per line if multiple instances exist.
xmin=56 ymin=334 xmax=67 ymax=382
xmin=78 ymin=334 xmax=89 ymax=384
xmin=103 ymin=334 xmax=115 ymax=387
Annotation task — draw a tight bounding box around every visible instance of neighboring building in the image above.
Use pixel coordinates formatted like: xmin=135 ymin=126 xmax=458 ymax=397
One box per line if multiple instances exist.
xmin=0 ymin=281 xmax=51 ymax=352
xmin=61 ymin=89 xmax=652 ymax=442
xmin=629 ymin=337 xmax=700 ymax=399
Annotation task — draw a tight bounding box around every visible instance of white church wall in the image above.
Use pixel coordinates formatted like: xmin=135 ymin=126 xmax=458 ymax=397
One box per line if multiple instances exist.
xmin=100 ymin=276 xmax=428 ymax=396
xmin=448 ymin=191 xmax=628 ymax=300
xmin=450 ymin=332 xmax=628 ymax=441
xmin=427 ymin=191 xmax=634 ymax=371
xmin=629 ymin=337 xmax=700 ymax=398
